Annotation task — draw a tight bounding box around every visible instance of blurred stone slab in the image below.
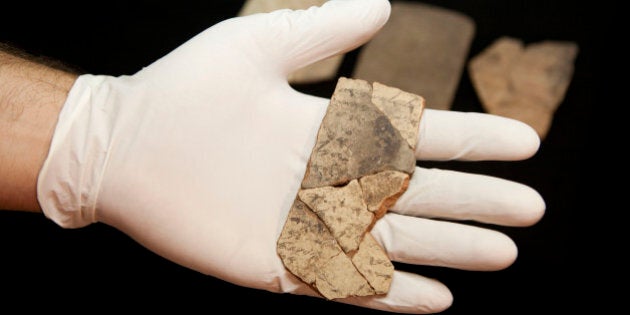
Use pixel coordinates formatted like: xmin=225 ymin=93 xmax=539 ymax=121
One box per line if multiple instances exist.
xmin=469 ymin=37 xmax=578 ymax=138
xmin=238 ymin=0 xmax=327 ymax=14
xmin=278 ymin=78 xmax=425 ymax=299
xmin=238 ymin=0 xmax=342 ymax=83
xmin=353 ymin=2 xmax=475 ymax=110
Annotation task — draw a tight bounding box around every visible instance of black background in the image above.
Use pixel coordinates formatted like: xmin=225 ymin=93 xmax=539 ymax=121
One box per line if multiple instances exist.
xmin=1 ymin=0 xmax=595 ymax=313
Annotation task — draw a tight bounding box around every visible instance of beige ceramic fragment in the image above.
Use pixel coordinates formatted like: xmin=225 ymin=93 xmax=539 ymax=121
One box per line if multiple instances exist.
xmin=351 ymin=234 xmax=394 ymax=294
xmin=302 ymin=78 xmax=416 ymax=189
xmin=277 ymin=199 xmax=343 ymax=284
xmin=371 ymin=82 xmax=425 ymax=149
xmin=316 ymin=252 xmax=375 ymax=299
xmin=469 ymin=37 xmax=578 ymax=138
xmin=278 ymin=77 xmax=424 ymax=299
xmin=354 ymin=2 xmax=475 ymax=110
xmin=359 ymin=171 xmax=409 ymax=219
xmin=467 ymin=38 xmax=523 ymax=109
xmin=299 ymin=180 xmax=373 ymax=253
xmin=238 ymin=0 xmax=342 ymax=83
xmin=511 ymin=41 xmax=578 ymax=110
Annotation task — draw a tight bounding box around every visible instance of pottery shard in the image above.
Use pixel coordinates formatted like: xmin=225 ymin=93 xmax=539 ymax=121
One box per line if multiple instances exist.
xmin=359 ymin=171 xmax=409 ymax=219
xmin=277 ymin=199 xmax=374 ymax=300
xmin=302 ymin=78 xmax=416 ymax=189
xmin=238 ymin=0 xmax=342 ymax=84
xmin=353 ymin=2 xmax=475 ymax=110
xmin=316 ymin=252 xmax=375 ymax=299
xmin=371 ymin=83 xmax=424 ymax=149
xmin=277 ymin=199 xmax=343 ymax=284
xmin=299 ymin=180 xmax=373 ymax=253
xmin=351 ymin=233 xmax=394 ymax=294
xmin=468 ymin=38 xmax=523 ymax=110
xmin=278 ymin=77 xmax=424 ymax=300
xmin=469 ymin=37 xmax=578 ymax=138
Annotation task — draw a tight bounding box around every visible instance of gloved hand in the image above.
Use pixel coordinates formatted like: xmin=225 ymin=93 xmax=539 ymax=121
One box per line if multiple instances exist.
xmin=37 ymin=0 xmax=545 ymax=313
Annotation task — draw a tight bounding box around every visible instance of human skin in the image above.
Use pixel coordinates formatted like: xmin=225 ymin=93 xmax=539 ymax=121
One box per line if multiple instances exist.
xmin=0 ymin=48 xmax=77 ymax=212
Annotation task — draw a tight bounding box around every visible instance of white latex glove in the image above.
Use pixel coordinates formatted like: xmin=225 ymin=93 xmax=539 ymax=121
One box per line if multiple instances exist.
xmin=37 ymin=0 xmax=545 ymax=313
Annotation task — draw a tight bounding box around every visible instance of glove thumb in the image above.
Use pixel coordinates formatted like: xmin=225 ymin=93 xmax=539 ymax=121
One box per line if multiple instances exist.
xmin=247 ymin=0 xmax=391 ymax=78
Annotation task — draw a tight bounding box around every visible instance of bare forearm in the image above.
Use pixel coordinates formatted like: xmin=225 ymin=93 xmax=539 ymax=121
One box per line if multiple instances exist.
xmin=0 ymin=48 xmax=77 ymax=212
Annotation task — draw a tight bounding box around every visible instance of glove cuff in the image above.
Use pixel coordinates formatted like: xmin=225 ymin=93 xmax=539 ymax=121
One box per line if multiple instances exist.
xmin=37 ymin=74 xmax=112 ymax=228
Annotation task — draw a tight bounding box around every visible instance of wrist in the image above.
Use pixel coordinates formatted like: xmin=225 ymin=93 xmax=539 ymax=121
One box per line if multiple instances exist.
xmin=0 ymin=49 xmax=77 ymax=212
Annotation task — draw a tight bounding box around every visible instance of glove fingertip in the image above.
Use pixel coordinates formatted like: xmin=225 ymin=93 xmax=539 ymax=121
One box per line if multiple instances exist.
xmin=338 ymin=271 xmax=454 ymax=314
xmin=479 ymin=231 xmax=518 ymax=271
xmin=508 ymin=118 xmax=542 ymax=160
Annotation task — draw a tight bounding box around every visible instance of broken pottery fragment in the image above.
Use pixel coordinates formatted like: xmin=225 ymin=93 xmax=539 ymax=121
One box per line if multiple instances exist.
xmin=302 ymin=78 xmax=416 ymax=189
xmin=238 ymin=0 xmax=342 ymax=83
xmin=316 ymin=252 xmax=375 ymax=299
xmin=277 ymin=77 xmax=425 ymax=299
xmin=351 ymin=234 xmax=394 ymax=294
xmin=468 ymin=38 xmax=522 ymax=110
xmin=277 ymin=199 xmax=343 ymax=284
xmin=359 ymin=170 xmax=409 ymax=219
xmin=469 ymin=37 xmax=578 ymax=138
xmin=353 ymin=2 xmax=475 ymax=110
xmin=371 ymin=83 xmax=424 ymax=149
xmin=299 ymin=180 xmax=373 ymax=253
